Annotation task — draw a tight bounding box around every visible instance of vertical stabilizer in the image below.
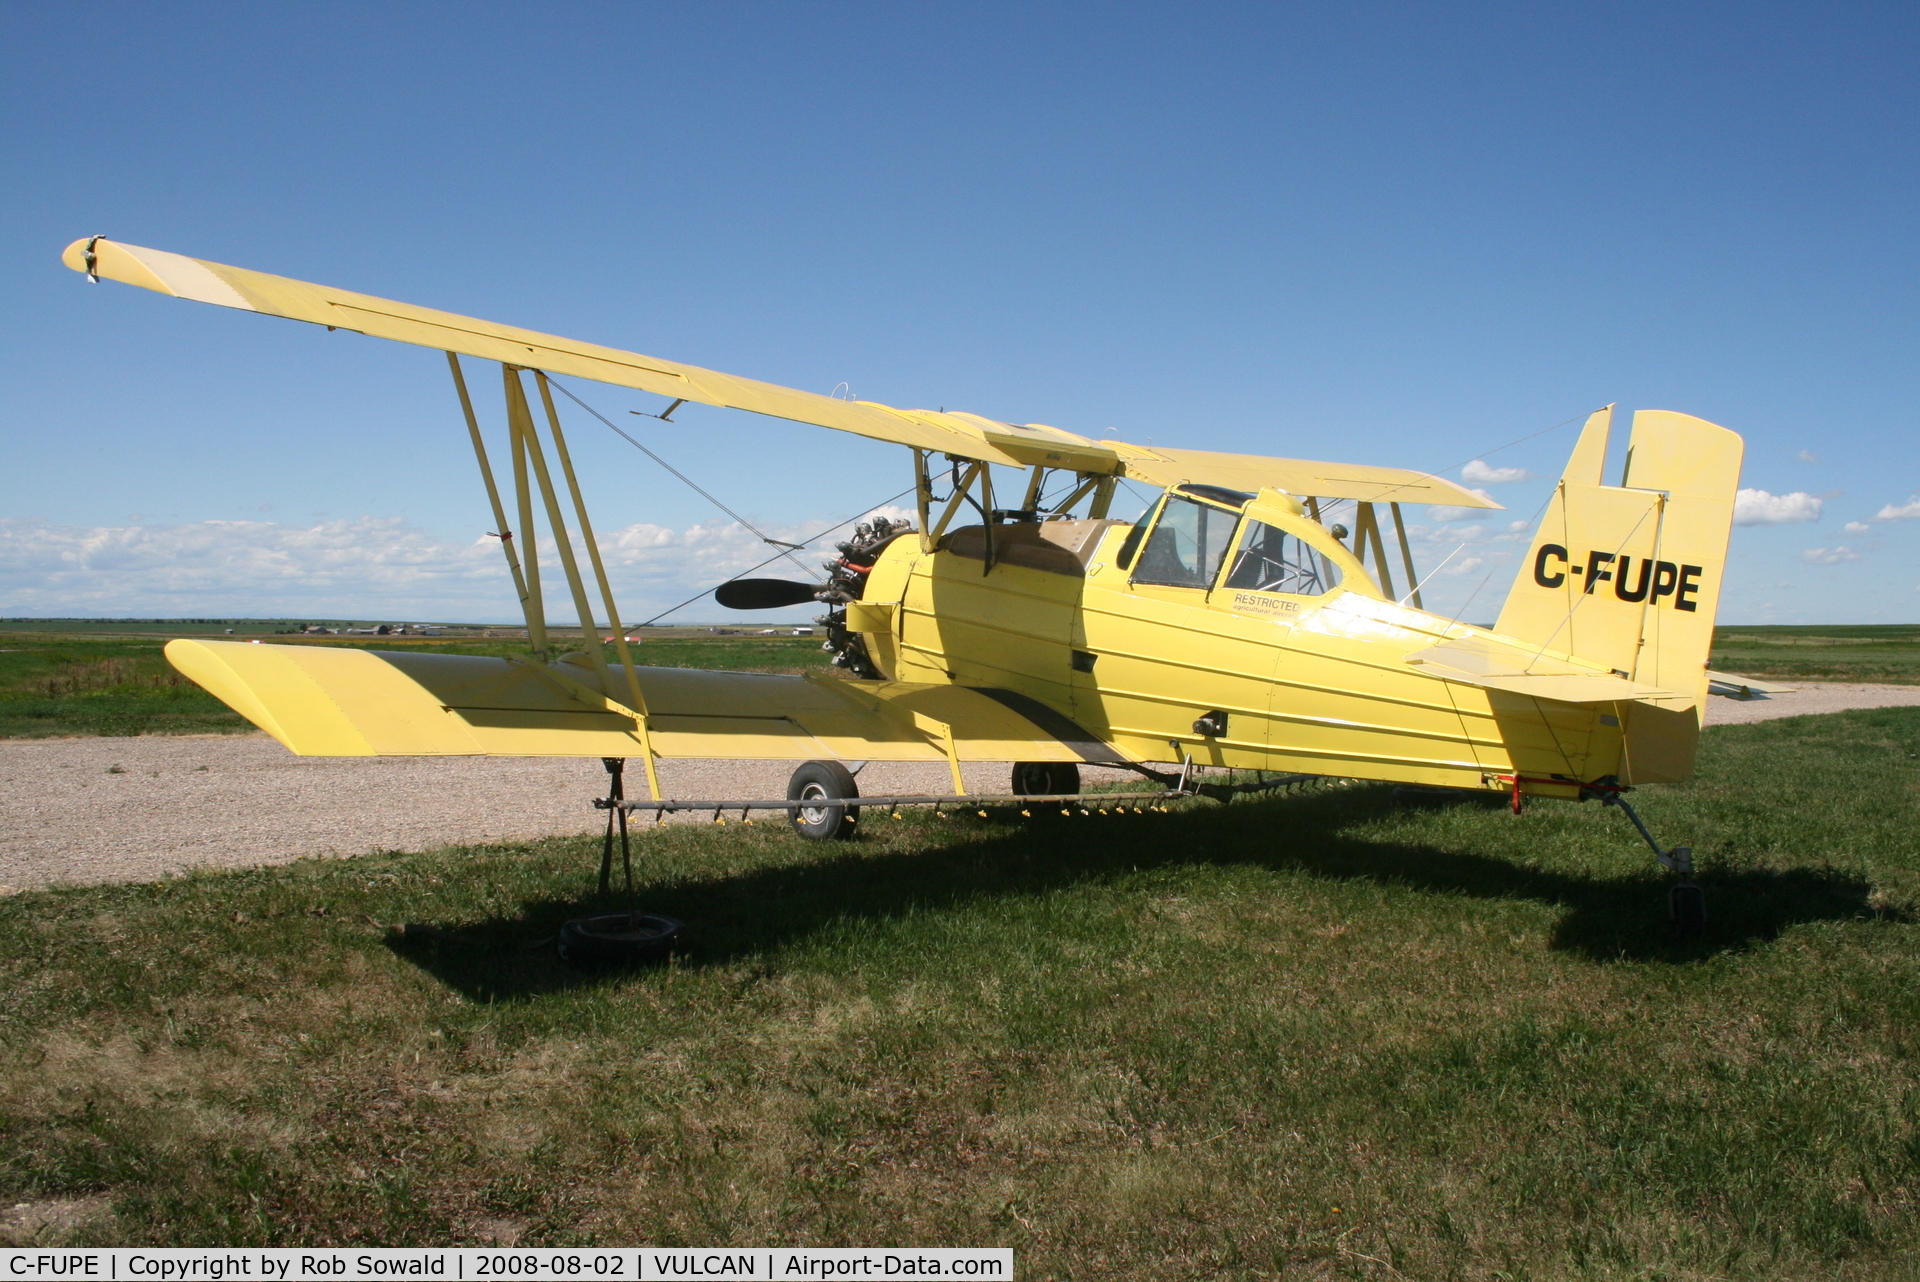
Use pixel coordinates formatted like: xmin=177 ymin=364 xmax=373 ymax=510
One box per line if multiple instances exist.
xmin=1494 ymin=409 xmax=1743 ymax=782
xmin=1561 ymin=403 xmax=1615 ymax=487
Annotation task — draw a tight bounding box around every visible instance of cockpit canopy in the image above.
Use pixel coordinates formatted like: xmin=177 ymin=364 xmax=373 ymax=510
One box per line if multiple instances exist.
xmin=1120 ymin=484 xmax=1360 ymax=599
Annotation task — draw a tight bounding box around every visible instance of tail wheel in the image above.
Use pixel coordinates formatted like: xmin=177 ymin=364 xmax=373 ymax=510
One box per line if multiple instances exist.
xmin=1670 ymin=882 xmax=1707 ymax=940
xmin=1011 ymin=761 xmax=1080 ymax=798
xmin=787 ymin=760 xmax=861 ymax=840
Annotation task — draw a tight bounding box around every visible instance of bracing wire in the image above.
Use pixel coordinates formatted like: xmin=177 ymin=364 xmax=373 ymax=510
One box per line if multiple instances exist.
xmin=543 ymin=376 xmax=818 ymax=579
xmin=1395 ymin=408 xmax=1597 ymax=627
xmin=638 ymin=485 xmax=918 ymax=626
xmin=1519 ymin=500 xmax=1662 ymax=672
xmin=1400 ymin=543 xmax=1466 ymax=605
xmin=1115 ymin=477 xmax=1160 ymax=518
xmin=1443 ymin=487 xmax=1559 ymax=631
xmin=1366 ymin=409 xmax=1595 ymax=508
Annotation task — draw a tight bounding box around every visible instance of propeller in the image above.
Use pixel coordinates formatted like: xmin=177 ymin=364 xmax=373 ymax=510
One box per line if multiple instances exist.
xmin=715 ymin=578 xmax=823 ymax=610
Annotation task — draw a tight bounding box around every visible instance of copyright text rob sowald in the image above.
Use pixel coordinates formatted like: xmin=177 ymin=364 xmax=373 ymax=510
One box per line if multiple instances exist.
xmin=3 ymin=1251 xmax=1010 ymax=1282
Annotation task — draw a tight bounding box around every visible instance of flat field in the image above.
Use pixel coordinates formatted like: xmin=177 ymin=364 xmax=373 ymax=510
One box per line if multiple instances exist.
xmin=2 ymin=708 xmax=1916 ymax=1275
xmin=0 ymin=631 xmax=829 ymax=738
xmin=1711 ymin=624 xmax=1920 ymax=685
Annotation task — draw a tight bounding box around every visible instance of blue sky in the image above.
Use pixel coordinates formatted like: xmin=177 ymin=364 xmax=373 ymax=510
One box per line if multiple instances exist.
xmin=3 ymin=1 xmax=1915 ymax=624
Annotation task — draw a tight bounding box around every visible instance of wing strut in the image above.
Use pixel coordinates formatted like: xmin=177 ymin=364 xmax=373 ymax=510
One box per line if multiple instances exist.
xmin=531 ymin=370 xmax=661 ymax=799
xmin=447 ymin=353 xmax=535 ymax=619
xmin=448 ymin=352 xmax=663 ymax=799
xmin=1390 ymin=502 xmax=1422 ymax=610
xmin=1341 ymin=500 xmax=1424 ymax=607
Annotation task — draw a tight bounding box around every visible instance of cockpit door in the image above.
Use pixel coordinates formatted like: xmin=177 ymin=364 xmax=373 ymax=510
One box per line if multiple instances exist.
xmin=1073 ymin=491 xmax=1283 ymax=768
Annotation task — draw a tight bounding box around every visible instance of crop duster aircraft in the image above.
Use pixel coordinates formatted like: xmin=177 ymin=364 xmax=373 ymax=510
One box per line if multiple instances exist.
xmin=62 ymin=236 xmax=1747 ymax=934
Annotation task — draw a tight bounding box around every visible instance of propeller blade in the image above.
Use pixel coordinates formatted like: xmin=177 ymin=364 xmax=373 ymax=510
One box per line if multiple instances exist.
xmin=714 ymin=579 xmax=822 ymax=610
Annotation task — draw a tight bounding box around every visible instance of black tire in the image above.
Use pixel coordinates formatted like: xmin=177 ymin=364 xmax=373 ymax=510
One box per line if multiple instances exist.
xmin=787 ymin=760 xmax=861 ymax=840
xmin=557 ymin=912 xmax=683 ymax=970
xmin=1669 ymin=883 xmax=1707 ymax=940
xmin=1011 ymin=761 xmax=1080 ymax=798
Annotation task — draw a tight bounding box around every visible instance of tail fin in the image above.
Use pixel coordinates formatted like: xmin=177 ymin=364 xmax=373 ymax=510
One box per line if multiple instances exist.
xmin=1495 ymin=406 xmax=1744 ymax=781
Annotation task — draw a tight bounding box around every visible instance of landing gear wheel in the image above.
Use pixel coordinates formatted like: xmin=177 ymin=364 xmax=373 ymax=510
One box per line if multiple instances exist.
xmin=1011 ymin=761 xmax=1080 ymax=798
xmin=787 ymin=760 xmax=861 ymax=840
xmin=1669 ymin=882 xmax=1707 ymax=940
xmin=557 ymin=912 xmax=683 ymax=971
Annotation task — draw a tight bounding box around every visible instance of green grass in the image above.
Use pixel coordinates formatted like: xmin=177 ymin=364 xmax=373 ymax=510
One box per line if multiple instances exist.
xmin=3 ymin=709 xmax=1918 ymax=1274
xmin=1712 ymin=624 xmax=1920 ymax=685
xmin=0 ymin=633 xmax=828 ymax=738
xmin=0 ymin=637 xmax=254 ymax=737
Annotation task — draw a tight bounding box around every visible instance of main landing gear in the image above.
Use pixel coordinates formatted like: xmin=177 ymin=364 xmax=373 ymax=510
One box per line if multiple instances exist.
xmin=787 ymin=760 xmax=862 ymax=840
xmin=780 ymin=760 xmax=1087 ymax=839
xmin=1011 ymin=761 xmax=1081 ymax=798
xmin=1585 ymin=783 xmax=1705 ymax=940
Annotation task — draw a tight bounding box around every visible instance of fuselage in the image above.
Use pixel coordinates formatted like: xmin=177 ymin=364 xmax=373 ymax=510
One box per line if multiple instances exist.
xmin=854 ymin=499 xmax=1639 ymax=799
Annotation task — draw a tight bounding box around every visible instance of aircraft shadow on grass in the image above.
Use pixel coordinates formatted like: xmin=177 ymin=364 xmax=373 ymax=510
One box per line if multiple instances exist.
xmin=384 ymin=785 xmax=1905 ymax=1002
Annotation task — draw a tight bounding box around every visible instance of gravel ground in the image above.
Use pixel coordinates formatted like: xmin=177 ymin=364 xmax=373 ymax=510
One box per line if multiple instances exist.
xmin=1698 ymin=681 xmax=1920 ymax=725
xmin=4 ymin=682 xmax=1916 ymax=892
xmin=0 ymin=741 xmax=1136 ymax=892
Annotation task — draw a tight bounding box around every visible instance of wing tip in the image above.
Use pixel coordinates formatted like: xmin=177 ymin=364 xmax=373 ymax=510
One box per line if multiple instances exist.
xmin=60 ymin=237 xmax=95 ymax=274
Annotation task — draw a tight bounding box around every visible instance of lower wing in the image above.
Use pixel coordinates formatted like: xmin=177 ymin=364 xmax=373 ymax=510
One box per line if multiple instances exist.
xmin=167 ymin=640 xmax=1125 ymax=766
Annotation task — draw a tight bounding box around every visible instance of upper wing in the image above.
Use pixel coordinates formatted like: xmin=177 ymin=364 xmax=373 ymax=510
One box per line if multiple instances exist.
xmin=166 ymin=640 xmax=1121 ymax=766
xmin=1108 ymin=443 xmax=1502 ymax=509
xmin=63 ymin=236 xmax=1495 ymax=507
xmin=65 ymin=237 xmax=1031 ymax=465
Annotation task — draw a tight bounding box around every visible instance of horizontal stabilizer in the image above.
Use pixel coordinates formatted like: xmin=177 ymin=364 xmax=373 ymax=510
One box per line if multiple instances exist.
xmin=1405 ymin=636 xmax=1670 ymax=704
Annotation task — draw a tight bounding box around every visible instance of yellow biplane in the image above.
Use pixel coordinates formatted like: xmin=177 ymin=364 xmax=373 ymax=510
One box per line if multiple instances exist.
xmin=62 ymin=236 xmax=1746 ymax=937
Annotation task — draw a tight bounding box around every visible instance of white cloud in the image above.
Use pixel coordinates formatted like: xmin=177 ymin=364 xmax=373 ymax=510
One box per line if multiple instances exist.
xmin=1428 ymin=488 xmax=1498 ymax=522
xmin=1800 ymin=546 xmax=1861 ymax=565
xmin=1875 ymin=495 xmax=1920 ymax=521
xmin=0 ymin=517 xmax=497 ymax=617
xmin=1461 ymin=460 xmax=1532 ymax=485
xmin=0 ymin=509 xmax=907 ymax=621
xmin=1797 ymin=449 xmax=1819 ymax=464
xmin=1734 ymin=489 xmax=1822 ymax=525
xmin=1844 ymin=521 xmax=1871 ymax=535
xmin=1441 ymin=556 xmax=1485 ymax=577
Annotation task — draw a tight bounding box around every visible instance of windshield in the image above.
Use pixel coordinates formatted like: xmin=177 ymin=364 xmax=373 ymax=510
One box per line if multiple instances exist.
xmin=1132 ymin=496 xmax=1238 ymax=588
xmin=1224 ymin=520 xmax=1341 ymax=595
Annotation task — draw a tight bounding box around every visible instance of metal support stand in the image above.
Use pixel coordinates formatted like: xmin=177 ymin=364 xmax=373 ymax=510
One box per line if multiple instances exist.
xmin=599 ymin=757 xmax=633 ymax=898
xmin=1594 ymin=789 xmax=1705 ymax=937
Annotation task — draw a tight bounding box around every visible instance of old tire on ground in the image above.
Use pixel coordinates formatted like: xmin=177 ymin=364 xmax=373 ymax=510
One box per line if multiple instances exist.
xmin=557 ymin=912 xmax=683 ymax=970
xmin=787 ymin=760 xmax=861 ymax=840
xmin=1011 ymin=761 xmax=1080 ymax=798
